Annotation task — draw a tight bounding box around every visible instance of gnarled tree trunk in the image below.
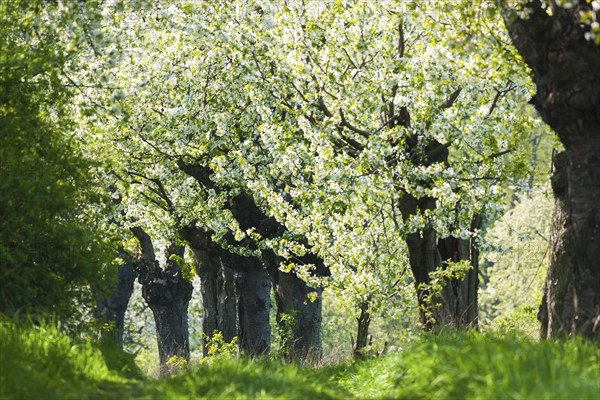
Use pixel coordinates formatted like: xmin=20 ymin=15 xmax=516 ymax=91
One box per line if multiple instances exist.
xmin=503 ymin=0 xmax=600 ymax=340
xmin=131 ymin=228 xmax=193 ymax=375
xmin=184 ymin=226 xmax=238 ymax=355
xmin=398 ymin=190 xmax=480 ymax=329
xmin=404 ymin=231 xmax=478 ymax=329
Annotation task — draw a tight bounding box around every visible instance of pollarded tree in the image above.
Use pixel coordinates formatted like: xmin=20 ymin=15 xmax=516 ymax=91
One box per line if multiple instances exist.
xmin=501 ymin=0 xmax=600 ymax=341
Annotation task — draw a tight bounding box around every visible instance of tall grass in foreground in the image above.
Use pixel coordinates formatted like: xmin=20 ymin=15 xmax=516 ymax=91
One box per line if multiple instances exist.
xmin=1 ymin=320 xmax=598 ymax=399
xmin=0 ymin=320 xmax=136 ymax=400
xmin=337 ymin=333 xmax=600 ymax=399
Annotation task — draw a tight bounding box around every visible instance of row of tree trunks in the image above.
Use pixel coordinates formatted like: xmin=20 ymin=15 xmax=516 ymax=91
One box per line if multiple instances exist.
xmin=502 ymin=0 xmax=600 ymax=341
xmin=130 ymin=227 xmax=194 ymax=376
xmin=183 ymin=225 xmax=272 ymax=357
xmin=179 ymin=161 xmax=327 ymax=362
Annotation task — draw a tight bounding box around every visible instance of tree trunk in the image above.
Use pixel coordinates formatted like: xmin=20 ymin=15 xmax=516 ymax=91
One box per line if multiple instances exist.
xmin=438 ymin=217 xmax=481 ymax=328
xmin=263 ymin=251 xmax=323 ymax=364
xmin=183 ymin=224 xmax=272 ymax=357
xmin=353 ymin=299 xmax=371 ymax=358
xmin=218 ymin=261 xmax=238 ymax=343
xmin=131 ymin=228 xmax=194 ymax=375
xmin=144 ymin=275 xmax=193 ymax=376
xmin=186 ymin=228 xmax=238 ymax=355
xmin=386 ymin=98 xmax=479 ymax=331
xmin=399 ymin=192 xmax=479 ymax=329
xmin=194 ymin=249 xmax=220 ymax=354
xmin=94 ymin=262 xmax=136 ymax=348
xmin=231 ymin=253 xmax=271 ymax=357
xmin=540 ymin=144 xmax=600 ymax=339
xmin=502 ymin=0 xmax=600 ymax=340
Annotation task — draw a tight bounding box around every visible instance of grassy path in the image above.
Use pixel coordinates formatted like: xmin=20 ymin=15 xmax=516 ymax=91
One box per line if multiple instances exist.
xmin=1 ymin=323 xmax=598 ymax=399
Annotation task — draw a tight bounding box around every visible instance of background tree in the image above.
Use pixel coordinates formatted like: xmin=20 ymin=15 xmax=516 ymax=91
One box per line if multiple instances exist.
xmin=480 ymin=187 xmax=554 ymax=335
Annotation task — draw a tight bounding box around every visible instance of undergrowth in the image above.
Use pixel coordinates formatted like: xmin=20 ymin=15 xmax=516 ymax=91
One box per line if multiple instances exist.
xmin=1 ymin=320 xmax=598 ymax=399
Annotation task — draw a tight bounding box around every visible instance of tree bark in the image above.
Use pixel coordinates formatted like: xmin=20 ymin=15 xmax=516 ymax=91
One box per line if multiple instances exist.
xmin=230 ymin=253 xmax=271 ymax=357
xmin=262 ymin=251 xmax=323 ymax=364
xmin=353 ymin=299 xmax=371 ymax=358
xmin=218 ymin=261 xmax=238 ymax=343
xmin=503 ymin=0 xmax=600 ymax=340
xmin=184 ymin=226 xmax=238 ymax=355
xmin=131 ymin=228 xmax=194 ymax=375
xmin=94 ymin=262 xmax=136 ymax=348
xmin=398 ymin=191 xmax=480 ymax=329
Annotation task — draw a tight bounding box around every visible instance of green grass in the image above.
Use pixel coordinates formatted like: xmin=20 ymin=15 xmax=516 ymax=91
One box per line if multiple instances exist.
xmin=0 ymin=321 xmax=136 ymax=399
xmin=1 ymin=321 xmax=598 ymax=399
xmin=337 ymin=333 xmax=600 ymax=399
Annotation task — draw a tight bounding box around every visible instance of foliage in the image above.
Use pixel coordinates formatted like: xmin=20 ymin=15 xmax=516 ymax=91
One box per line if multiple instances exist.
xmin=165 ymin=355 xmax=188 ymax=373
xmin=418 ymin=260 xmax=473 ymax=325
xmin=201 ymin=330 xmax=239 ymax=360
xmin=168 ymin=254 xmax=195 ymax=282
xmin=480 ymin=187 xmax=554 ymax=335
xmin=272 ymin=310 xmax=298 ymax=361
xmin=0 ymin=0 xmax=114 ymax=320
xmin=2 ymin=321 xmax=598 ymax=399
